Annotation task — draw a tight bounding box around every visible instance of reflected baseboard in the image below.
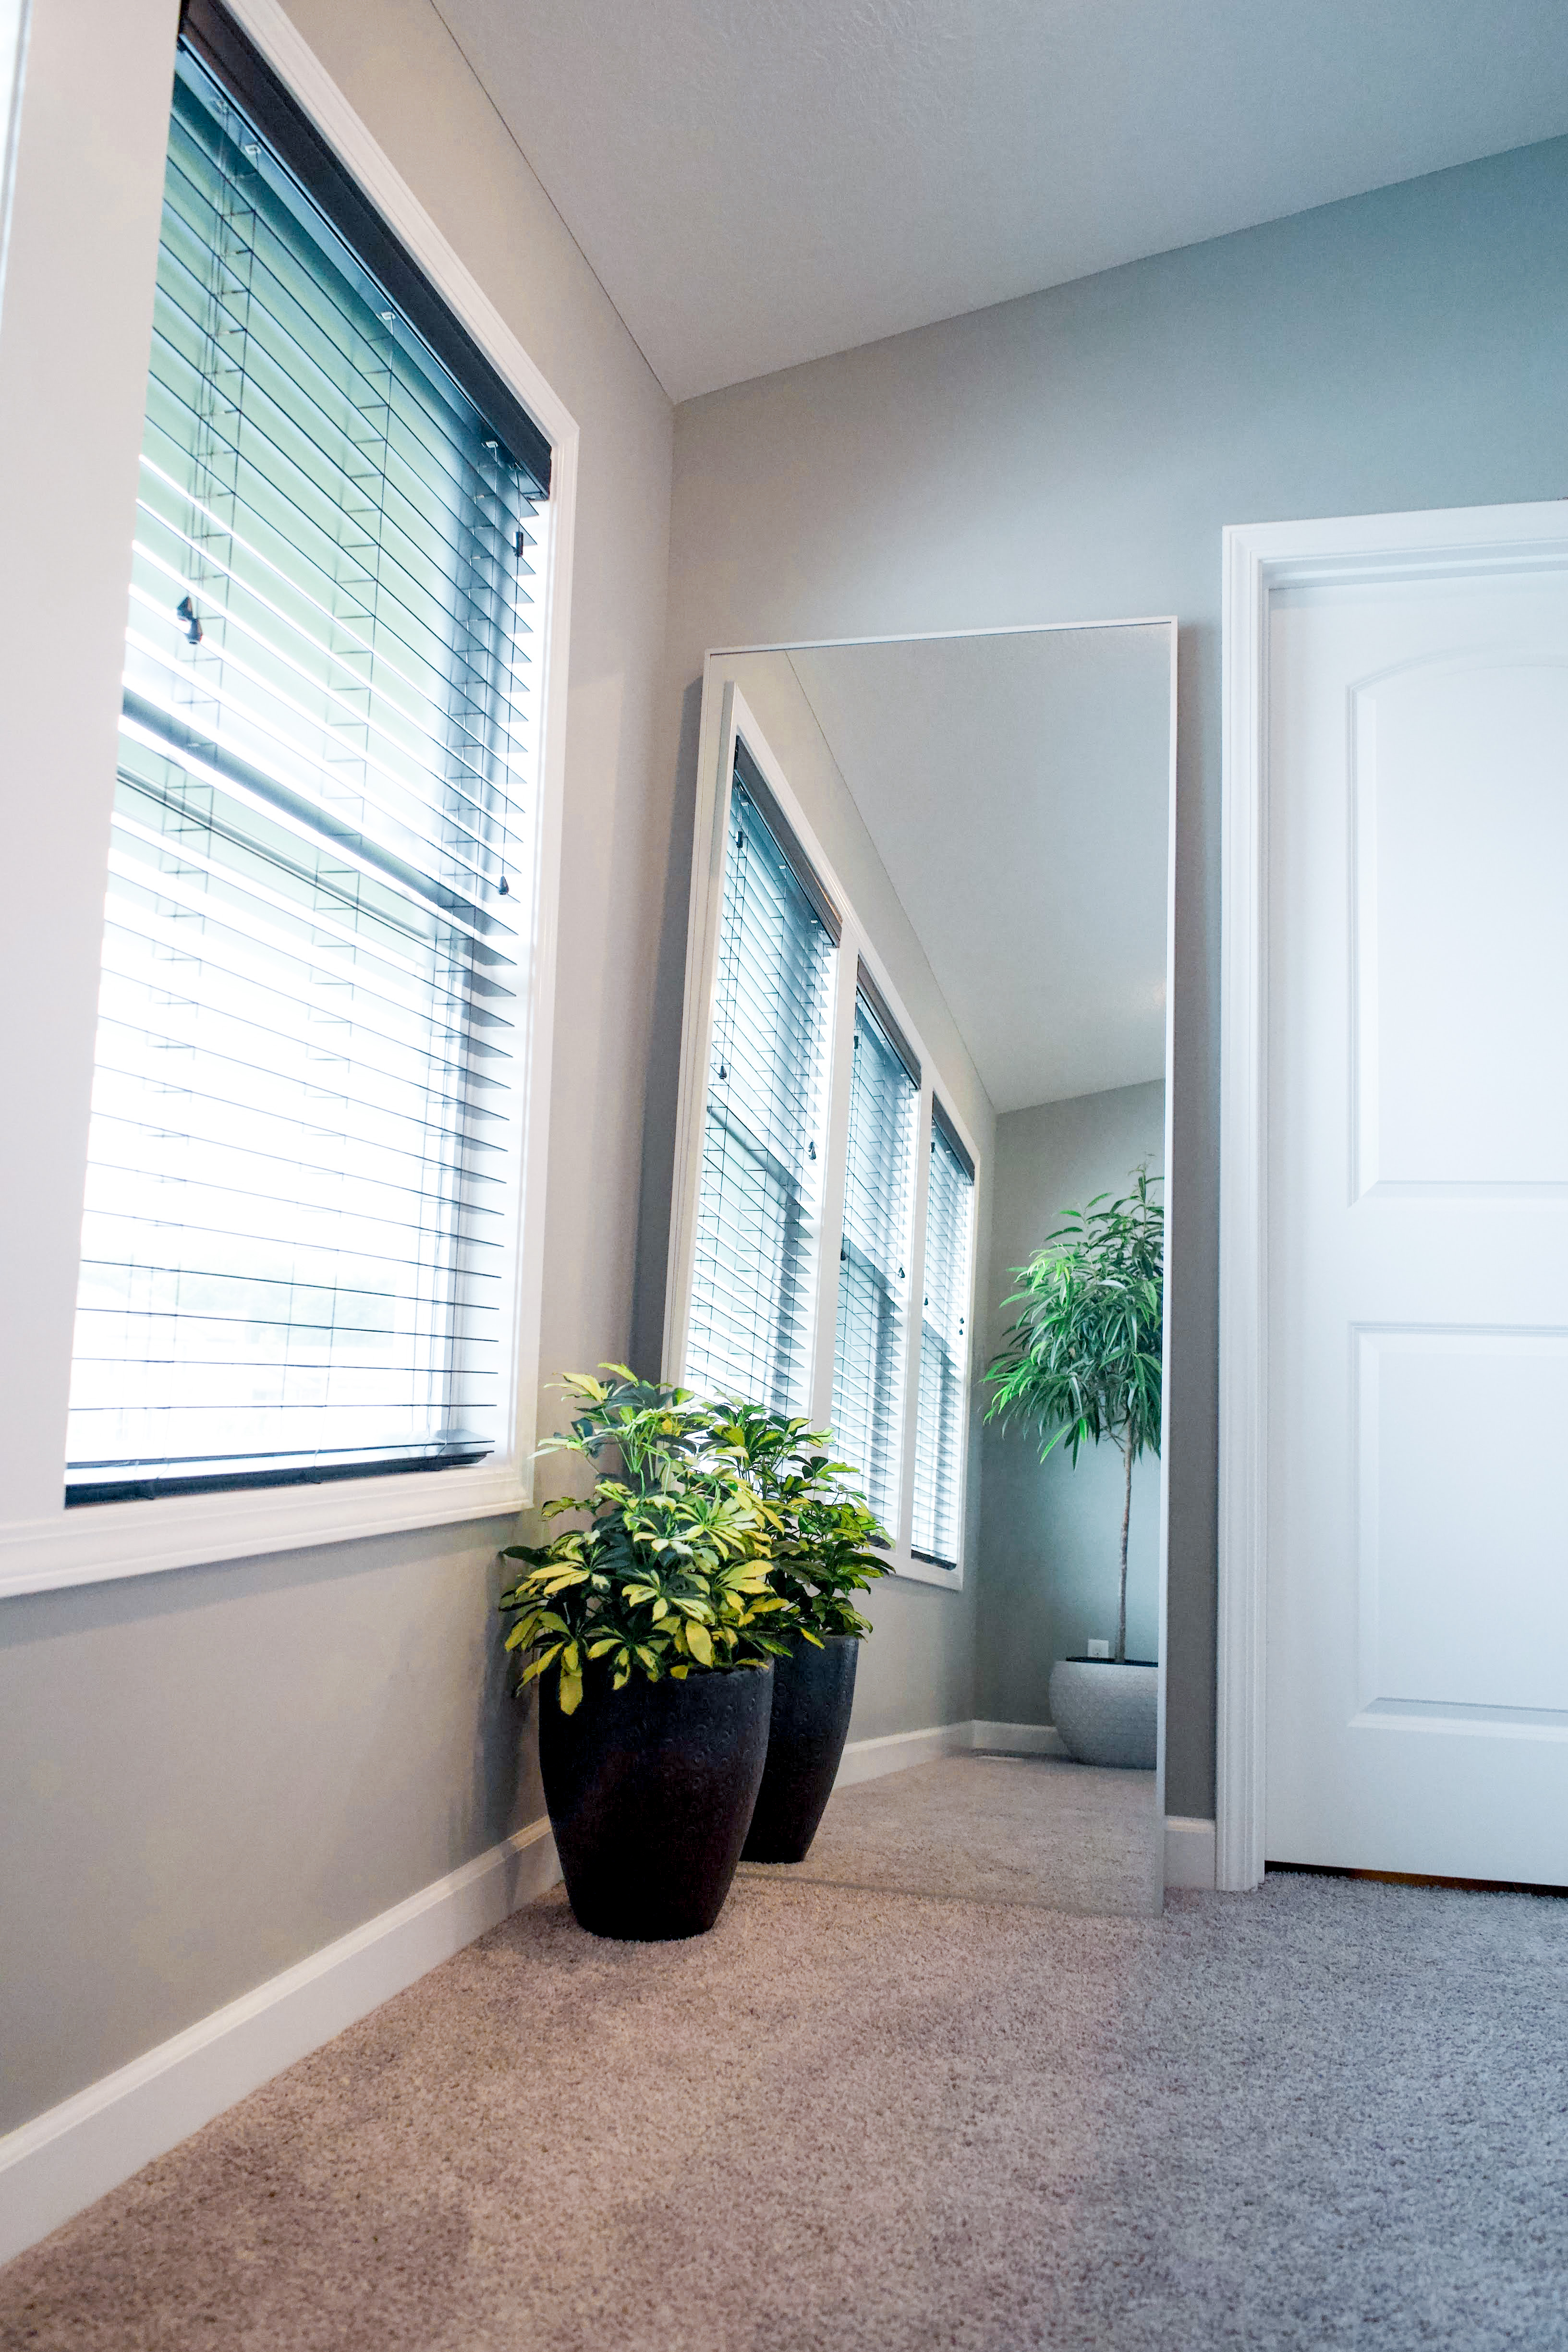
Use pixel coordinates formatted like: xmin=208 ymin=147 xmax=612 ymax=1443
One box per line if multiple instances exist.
xmin=1164 ymin=1816 xmax=1217 ymax=1889
xmin=971 ymin=1720 xmax=1067 ymax=1758
xmin=833 ymin=1718 xmax=1070 ymax=1790
xmin=834 ymin=1720 xmax=975 ymax=1787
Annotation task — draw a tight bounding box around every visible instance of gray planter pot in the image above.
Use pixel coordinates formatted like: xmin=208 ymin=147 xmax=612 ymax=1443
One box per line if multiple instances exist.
xmin=1048 ymin=1658 xmax=1158 ymax=1770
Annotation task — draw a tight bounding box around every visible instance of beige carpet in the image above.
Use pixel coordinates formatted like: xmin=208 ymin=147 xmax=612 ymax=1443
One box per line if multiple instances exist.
xmin=4 ymin=1867 xmax=1567 ymax=2350
xmin=740 ymin=1752 xmax=1162 ymax=1915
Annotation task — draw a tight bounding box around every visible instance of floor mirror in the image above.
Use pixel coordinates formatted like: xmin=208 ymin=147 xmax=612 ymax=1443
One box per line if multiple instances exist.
xmin=665 ymin=621 xmax=1177 ymax=1916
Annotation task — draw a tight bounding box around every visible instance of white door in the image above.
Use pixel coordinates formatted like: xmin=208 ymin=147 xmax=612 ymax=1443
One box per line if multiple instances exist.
xmin=1264 ymin=520 xmax=1568 ymax=1883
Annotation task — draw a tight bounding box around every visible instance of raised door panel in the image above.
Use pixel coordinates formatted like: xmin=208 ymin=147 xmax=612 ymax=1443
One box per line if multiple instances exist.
xmin=1352 ymin=657 xmax=1568 ymax=1199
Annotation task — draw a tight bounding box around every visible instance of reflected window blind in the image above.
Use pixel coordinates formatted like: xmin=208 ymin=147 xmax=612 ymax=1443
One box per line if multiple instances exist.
xmin=685 ymin=767 xmax=835 ymax=1415
xmin=64 ymin=23 xmax=548 ymax=1503
xmin=831 ymin=992 xmax=917 ymax=1524
xmin=911 ymin=1115 xmax=974 ymax=1566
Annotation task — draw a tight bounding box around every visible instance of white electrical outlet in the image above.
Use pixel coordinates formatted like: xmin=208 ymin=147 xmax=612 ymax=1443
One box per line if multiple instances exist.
xmin=1087 ymin=1638 xmax=1111 ymax=1660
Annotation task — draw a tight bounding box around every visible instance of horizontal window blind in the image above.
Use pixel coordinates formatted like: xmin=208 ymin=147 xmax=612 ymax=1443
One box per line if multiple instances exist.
xmin=832 ymin=990 xmax=917 ymax=1525
xmin=911 ymin=1113 xmax=974 ymax=1566
xmin=685 ymin=764 xmax=836 ymax=1416
xmin=65 ymin=27 xmax=546 ymax=1502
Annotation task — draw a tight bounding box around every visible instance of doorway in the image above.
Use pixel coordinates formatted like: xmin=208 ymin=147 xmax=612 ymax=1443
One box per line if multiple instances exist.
xmin=1219 ymin=499 xmax=1568 ymax=1891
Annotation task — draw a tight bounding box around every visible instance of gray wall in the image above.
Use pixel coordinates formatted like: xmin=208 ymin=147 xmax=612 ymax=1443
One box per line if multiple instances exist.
xmin=976 ymin=1082 xmax=1165 ymax=1729
xmin=656 ymin=133 xmax=1568 ymax=1819
xmin=0 ymin=0 xmax=674 ymax=2135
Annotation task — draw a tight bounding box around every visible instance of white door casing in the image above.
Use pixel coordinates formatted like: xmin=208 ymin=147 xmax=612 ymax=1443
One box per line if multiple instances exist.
xmin=1218 ymin=502 xmax=1568 ymax=1892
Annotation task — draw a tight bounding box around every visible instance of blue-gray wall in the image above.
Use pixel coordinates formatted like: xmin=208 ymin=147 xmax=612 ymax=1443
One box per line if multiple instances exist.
xmin=659 ymin=133 xmax=1568 ymax=1819
xmin=977 ymin=1082 xmax=1165 ymax=1727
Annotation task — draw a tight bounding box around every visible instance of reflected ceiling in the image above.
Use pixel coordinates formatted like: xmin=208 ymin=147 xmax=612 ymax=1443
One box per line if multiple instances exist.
xmin=783 ymin=625 xmax=1170 ymax=1115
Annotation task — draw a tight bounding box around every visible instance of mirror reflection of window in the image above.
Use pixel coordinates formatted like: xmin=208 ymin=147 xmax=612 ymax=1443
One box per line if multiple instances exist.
xmin=831 ymin=982 xmax=918 ymax=1527
xmin=911 ymin=1107 xmax=974 ymax=1568
xmin=685 ymin=757 xmax=835 ymax=1415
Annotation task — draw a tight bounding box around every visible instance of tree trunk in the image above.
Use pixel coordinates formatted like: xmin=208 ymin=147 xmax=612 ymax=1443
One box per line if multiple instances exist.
xmin=1117 ymin=1432 xmax=1133 ymax=1664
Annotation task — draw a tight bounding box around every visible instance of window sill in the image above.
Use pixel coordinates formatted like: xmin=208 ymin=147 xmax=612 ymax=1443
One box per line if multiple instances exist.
xmin=0 ymin=1459 xmax=529 ymax=1600
xmin=894 ymin=1546 xmax=964 ymax=1593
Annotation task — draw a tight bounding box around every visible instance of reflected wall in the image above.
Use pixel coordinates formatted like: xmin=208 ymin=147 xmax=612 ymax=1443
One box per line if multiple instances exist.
xmin=978 ymin=1078 xmax=1166 ymax=1729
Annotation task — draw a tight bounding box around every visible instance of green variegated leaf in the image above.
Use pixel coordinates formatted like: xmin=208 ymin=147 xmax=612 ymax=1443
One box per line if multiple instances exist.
xmin=500 ymin=1372 xmax=894 ymax=1698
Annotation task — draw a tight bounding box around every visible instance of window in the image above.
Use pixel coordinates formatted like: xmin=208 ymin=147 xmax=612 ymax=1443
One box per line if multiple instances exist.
xmin=64 ymin=0 xmax=551 ymax=1503
xmin=911 ymin=1105 xmax=975 ymax=1566
xmin=831 ymin=973 xmax=918 ymax=1527
xmin=684 ymin=745 xmax=837 ymax=1415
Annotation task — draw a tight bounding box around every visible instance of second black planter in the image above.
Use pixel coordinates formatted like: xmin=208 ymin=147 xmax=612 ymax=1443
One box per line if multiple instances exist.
xmin=540 ymin=1663 xmax=772 ymax=1940
xmin=742 ymin=1633 xmax=859 ymax=1863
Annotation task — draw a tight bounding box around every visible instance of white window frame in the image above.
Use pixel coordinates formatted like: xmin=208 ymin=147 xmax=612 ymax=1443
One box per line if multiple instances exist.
xmin=0 ymin=0 xmax=577 ymax=1599
xmin=0 ymin=0 xmax=29 ymax=320
xmin=665 ymin=674 xmax=981 ymax=1591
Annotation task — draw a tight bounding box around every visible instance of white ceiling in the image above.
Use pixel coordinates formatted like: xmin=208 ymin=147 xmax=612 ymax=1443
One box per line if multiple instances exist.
xmin=785 ymin=624 xmax=1171 ymax=1114
xmin=434 ymin=0 xmax=1568 ymax=402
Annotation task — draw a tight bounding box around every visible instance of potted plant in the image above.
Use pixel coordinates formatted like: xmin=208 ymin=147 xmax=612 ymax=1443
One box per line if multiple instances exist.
xmin=984 ymin=1170 xmax=1163 ymax=1769
xmin=711 ymin=1403 xmax=892 ymax=1863
xmin=498 ymin=1369 xmax=797 ymax=1939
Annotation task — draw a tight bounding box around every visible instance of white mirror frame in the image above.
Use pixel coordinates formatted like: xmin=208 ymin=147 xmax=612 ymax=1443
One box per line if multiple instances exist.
xmin=670 ymin=620 xmax=1179 ymax=1835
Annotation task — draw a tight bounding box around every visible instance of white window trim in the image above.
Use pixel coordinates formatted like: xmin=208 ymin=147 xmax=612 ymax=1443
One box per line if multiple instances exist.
xmin=0 ymin=0 xmax=577 ymax=1601
xmin=665 ymin=674 xmax=982 ymax=1592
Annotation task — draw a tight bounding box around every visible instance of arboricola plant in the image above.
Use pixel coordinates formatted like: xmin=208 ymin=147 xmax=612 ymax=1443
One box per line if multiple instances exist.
xmin=708 ymin=1400 xmax=893 ymax=1640
xmin=497 ymin=1369 xmax=799 ymax=1715
xmin=983 ymin=1170 xmax=1163 ymax=1664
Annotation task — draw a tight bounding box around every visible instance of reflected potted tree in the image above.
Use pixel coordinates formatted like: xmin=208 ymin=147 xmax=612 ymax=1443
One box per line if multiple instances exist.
xmin=984 ymin=1172 xmax=1163 ymax=1769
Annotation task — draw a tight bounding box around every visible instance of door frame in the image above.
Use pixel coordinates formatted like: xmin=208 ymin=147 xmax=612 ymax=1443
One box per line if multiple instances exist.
xmin=1216 ymin=500 xmax=1568 ymax=1893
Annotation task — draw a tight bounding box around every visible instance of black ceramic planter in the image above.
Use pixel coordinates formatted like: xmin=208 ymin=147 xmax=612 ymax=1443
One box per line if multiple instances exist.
xmin=539 ymin=1663 xmax=772 ymax=1940
xmin=742 ymin=1633 xmax=859 ymax=1863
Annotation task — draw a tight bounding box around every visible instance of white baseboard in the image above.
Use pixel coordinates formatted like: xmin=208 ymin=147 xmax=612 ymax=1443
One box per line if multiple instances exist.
xmin=1 ymin=1769 xmax=1219 ymax=2264
xmin=1164 ymin=1816 xmax=1217 ymax=1890
xmin=971 ymin=1720 xmax=1067 ymax=1757
xmin=833 ymin=1719 xmax=973 ymax=1788
xmin=834 ymin=1719 xmax=1069 ymax=1789
xmin=0 ymin=1817 xmax=560 ymax=2267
